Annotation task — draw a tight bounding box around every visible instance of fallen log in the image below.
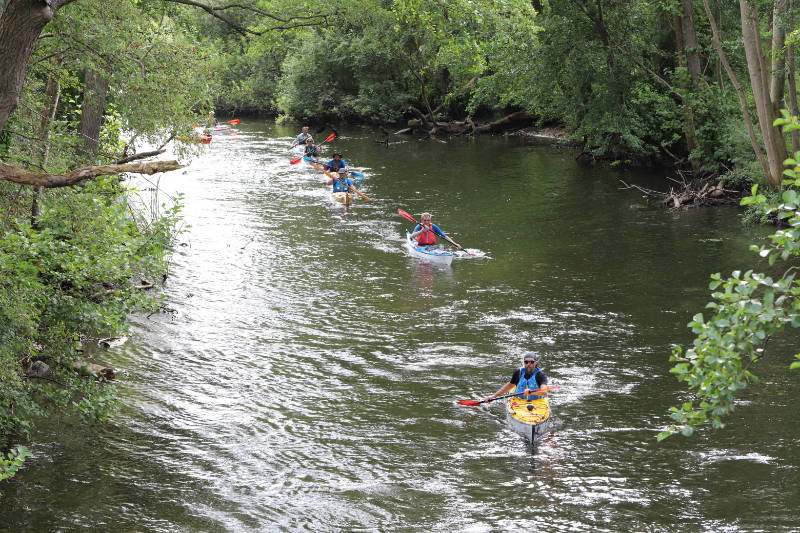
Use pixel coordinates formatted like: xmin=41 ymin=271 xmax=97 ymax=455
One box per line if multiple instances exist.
xmin=405 ymin=111 xmax=534 ymax=136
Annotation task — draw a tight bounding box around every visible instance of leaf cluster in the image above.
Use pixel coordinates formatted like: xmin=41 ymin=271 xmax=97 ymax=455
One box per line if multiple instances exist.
xmin=660 ymin=114 xmax=800 ymax=440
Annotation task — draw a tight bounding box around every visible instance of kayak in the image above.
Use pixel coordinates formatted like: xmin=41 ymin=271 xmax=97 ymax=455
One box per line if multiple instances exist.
xmin=331 ymin=191 xmax=353 ymax=205
xmin=405 ymin=230 xmax=455 ymax=266
xmin=506 ymin=396 xmax=551 ymax=441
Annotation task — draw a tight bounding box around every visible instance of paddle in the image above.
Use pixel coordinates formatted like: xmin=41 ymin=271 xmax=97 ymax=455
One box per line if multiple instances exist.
xmin=290 ymin=133 xmax=337 ymax=164
xmin=228 ymin=119 xmax=240 ymax=125
xmin=397 ymin=208 xmax=472 ymax=255
xmin=457 ymin=386 xmax=560 ymax=406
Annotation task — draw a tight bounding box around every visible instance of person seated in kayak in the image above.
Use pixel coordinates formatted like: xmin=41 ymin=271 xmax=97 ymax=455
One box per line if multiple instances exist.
xmin=303 ymin=137 xmax=319 ymax=158
xmin=291 ymin=126 xmax=311 ymax=147
xmin=409 ymin=212 xmax=446 ymax=246
xmin=484 ymin=352 xmax=549 ymax=403
xmin=327 ymin=167 xmax=354 ymax=192
xmin=324 ymin=152 xmax=347 ymax=173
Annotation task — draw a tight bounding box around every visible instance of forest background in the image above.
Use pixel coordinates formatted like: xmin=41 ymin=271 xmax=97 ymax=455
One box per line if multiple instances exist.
xmin=2 ymin=0 xmax=800 ymax=482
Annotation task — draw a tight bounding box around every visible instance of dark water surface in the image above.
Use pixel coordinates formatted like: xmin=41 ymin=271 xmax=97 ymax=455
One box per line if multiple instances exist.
xmin=2 ymin=122 xmax=799 ymax=532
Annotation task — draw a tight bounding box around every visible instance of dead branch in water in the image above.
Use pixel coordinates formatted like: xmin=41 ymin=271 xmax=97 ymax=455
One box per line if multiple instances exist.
xmin=620 ymin=170 xmax=741 ymax=209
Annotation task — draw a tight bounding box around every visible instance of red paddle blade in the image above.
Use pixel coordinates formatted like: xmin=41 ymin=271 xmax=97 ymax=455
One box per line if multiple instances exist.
xmin=290 ymin=157 xmax=302 ymax=165
xmin=228 ymin=119 xmax=240 ymax=125
xmin=397 ymin=208 xmax=416 ymax=223
xmin=324 ymin=132 xmax=336 ymax=143
xmin=457 ymin=400 xmax=482 ymax=406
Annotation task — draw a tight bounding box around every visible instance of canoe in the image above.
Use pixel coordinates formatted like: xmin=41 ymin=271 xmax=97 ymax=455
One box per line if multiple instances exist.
xmin=331 ymin=191 xmax=353 ymax=205
xmin=405 ymin=230 xmax=455 ymax=266
xmin=506 ymin=396 xmax=551 ymax=441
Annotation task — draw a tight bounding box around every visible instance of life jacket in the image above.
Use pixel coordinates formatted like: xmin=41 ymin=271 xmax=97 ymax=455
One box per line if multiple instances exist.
xmin=304 ymin=145 xmax=318 ymax=157
xmin=513 ymin=366 xmax=541 ymax=400
xmin=416 ymin=225 xmax=436 ymax=245
xmin=333 ymin=177 xmax=352 ymax=193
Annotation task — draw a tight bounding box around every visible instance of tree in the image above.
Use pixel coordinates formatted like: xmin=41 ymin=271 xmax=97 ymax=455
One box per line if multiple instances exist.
xmin=703 ymin=0 xmax=791 ymax=188
xmin=660 ymin=115 xmax=800 ymax=440
xmin=0 ymin=0 xmax=329 ymax=136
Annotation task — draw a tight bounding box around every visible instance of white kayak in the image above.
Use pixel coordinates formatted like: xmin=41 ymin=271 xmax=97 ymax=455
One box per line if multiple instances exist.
xmin=405 ymin=230 xmax=456 ymax=266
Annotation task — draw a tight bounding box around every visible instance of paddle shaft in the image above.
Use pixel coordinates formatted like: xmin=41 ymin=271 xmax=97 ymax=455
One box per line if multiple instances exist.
xmin=458 ymin=387 xmax=557 ymax=406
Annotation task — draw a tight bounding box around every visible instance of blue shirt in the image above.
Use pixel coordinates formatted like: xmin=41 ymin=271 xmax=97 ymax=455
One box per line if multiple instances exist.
xmin=324 ymin=158 xmax=347 ymax=172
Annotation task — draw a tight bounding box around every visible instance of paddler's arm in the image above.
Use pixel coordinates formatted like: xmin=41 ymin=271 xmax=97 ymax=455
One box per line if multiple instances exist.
xmin=432 ymin=224 xmax=463 ymax=250
xmin=408 ymin=224 xmax=423 ymax=239
xmin=485 ymin=382 xmax=514 ymax=404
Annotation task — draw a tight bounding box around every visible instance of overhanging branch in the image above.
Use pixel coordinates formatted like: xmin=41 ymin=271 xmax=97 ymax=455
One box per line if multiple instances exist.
xmin=165 ymin=0 xmax=329 ymax=35
xmin=0 ymin=159 xmax=185 ymax=188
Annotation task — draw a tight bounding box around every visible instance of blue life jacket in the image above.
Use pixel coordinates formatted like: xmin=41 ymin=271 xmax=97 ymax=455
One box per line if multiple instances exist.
xmin=513 ymin=366 xmax=541 ymax=400
xmin=333 ymin=177 xmax=353 ymax=193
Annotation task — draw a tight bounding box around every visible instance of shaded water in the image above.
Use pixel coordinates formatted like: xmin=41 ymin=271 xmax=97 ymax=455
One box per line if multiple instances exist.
xmin=2 ymin=122 xmax=799 ymax=532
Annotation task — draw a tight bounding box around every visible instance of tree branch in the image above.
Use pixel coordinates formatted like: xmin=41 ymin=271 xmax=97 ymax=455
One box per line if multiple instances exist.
xmin=164 ymin=0 xmax=329 ymax=35
xmin=0 ymin=159 xmax=185 ymax=188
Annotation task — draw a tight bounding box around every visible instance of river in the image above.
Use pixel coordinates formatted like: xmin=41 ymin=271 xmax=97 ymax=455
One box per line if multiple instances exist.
xmin=2 ymin=121 xmax=798 ymax=532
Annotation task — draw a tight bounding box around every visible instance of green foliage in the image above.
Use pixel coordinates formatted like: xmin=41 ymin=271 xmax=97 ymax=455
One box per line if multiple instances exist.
xmin=0 ymin=176 xmax=181 ymax=475
xmin=0 ymin=0 xmax=199 ymax=481
xmin=0 ymin=446 xmax=31 ymax=482
xmin=660 ymin=117 xmax=800 ymax=440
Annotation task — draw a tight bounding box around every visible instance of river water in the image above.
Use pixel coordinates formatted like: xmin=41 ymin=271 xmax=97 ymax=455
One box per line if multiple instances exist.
xmin=2 ymin=121 xmax=799 ymax=532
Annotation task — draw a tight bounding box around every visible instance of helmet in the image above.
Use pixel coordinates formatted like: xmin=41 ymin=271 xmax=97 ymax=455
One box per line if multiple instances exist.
xmin=333 ymin=152 xmax=342 ymax=157
xmin=338 ymin=167 xmax=348 ymax=174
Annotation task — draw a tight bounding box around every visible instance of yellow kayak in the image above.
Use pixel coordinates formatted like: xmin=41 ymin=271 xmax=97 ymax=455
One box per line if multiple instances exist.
xmin=506 ymin=397 xmax=551 ymax=441
xmin=331 ymin=191 xmax=353 ymax=205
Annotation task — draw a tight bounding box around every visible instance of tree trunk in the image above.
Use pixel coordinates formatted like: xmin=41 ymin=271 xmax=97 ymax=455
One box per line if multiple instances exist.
xmin=787 ymin=0 xmax=800 ymax=153
xmin=673 ymin=12 xmax=700 ymax=170
xmin=0 ymin=0 xmax=61 ymax=134
xmin=702 ymin=0 xmax=771 ymax=182
xmin=680 ymin=0 xmax=703 ymax=89
xmin=769 ymin=0 xmax=788 ymax=116
xmin=78 ymin=70 xmax=109 ymax=158
xmin=32 ymin=60 xmax=62 ymax=228
xmin=741 ymin=0 xmax=786 ymax=187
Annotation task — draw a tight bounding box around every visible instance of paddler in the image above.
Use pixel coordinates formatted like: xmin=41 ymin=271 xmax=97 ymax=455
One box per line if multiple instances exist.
xmin=324 ymin=151 xmax=347 ymax=173
xmin=327 ymin=167 xmax=354 ymax=193
xmin=291 ymin=126 xmax=311 ymax=147
xmin=303 ymin=136 xmax=319 ymax=158
xmin=409 ymin=212 xmax=463 ymax=250
xmin=484 ymin=353 xmax=549 ymax=403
